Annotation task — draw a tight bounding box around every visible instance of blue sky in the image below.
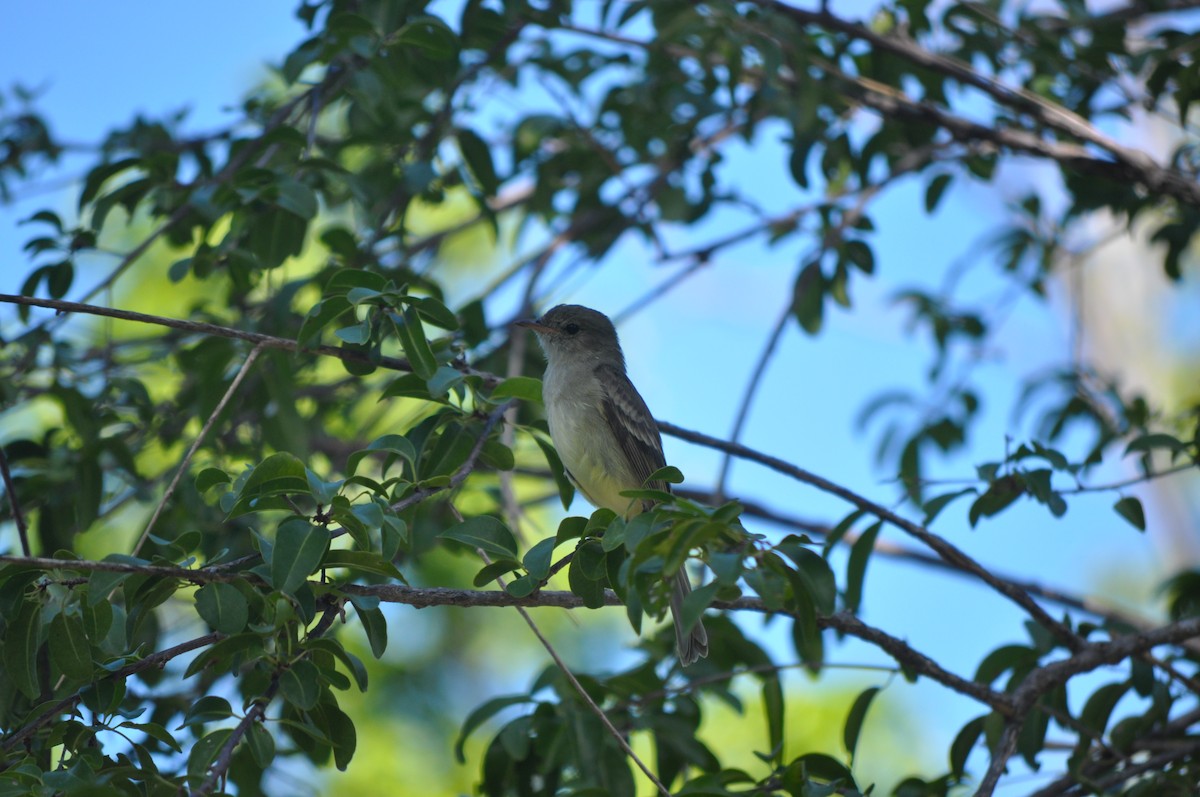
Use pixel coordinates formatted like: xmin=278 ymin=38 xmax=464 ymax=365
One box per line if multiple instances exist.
xmin=1 ymin=3 xmax=1185 ymax=792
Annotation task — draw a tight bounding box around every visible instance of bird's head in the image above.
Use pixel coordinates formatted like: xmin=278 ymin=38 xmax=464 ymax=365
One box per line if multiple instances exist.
xmin=516 ymin=304 xmax=625 ymax=367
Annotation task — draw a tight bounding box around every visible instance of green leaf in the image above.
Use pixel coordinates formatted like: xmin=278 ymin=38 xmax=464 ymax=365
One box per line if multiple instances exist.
xmin=844 ymin=521 xmax=881 ymax=613
xmin=924 ymin=173 xmax=953 ymax=212
xmin=491 ymin=376 xmax=543 ymax=403
xmin=455 ymin=694 xmax=531 ymax=763
xmin=305 ymin=638 xmax=369 ymax=692
xmin=777 ymin=543 xmax=837 ymax=615
xmin=280 ymin=660 xmax=322 ymax=710
xmin=949 ymin=716 xmax=986 ymax=777
xmin=195 ymin=468 xmax=230 ymax=493
xmin=534 ymin=435 xmax=575 ymax=510
xmin=353 ymin=600 xmax=388 ymax=658
xmin=299 ymin=296 xmax=352 ymax=346
xmin=523 ymin=537 xmax=557 ymax=581
xmin=481 ymin=439 xmax=515 ymax=471
xmin=555 ymin=515 xmax=588 ymax=545
xmin=229 ymin=452 xmax=309 ymax=517
xmin=184 ymin=695 xmax=235 ymax=728
xmin=1079 ymin=681 xmax=1129 ymax=734
xmin=246 ymin=722 xmax=276 ymax=768
xmin=439 ymin=516 xmax=518 ymax=560
xmin=392 ymin=302 xmax=438 ymax=379
xmin=119 ymin=721 xmax=183 ymax=754
xmin=762 ymin=673 xmax=785 ymax=765
xmin=4 ymin=598 xmax=42 ymax=699
xmin=922 ymin=487 xmax=977 ymax=524
xmin=568 ymin=553 xmax=607 ymax=609
xmin=408 ymin=296 xmax=459 ymax=329
xmin=458 ymin=128 xmax=500 ymax=196
xmin=792 ymin=260 xmax=824 ymax=335
xmin=968 ymin=476 xmax=1024 ymax=527
xmin=473 ymin=559 xmax=522 ymax=587
xmin=324 ymin=699 xmax=358 ymax=770
xmin=790 ymin=595 xmax=823 ymax=673
xmin=194 ymin=582 xmax=249 ymax=634
xmin=274 ymin=176 xmax=318 ymax=219
xmin=347 ymin=433 xmax=417 ymax=476
xmin=1124 ymin=433 xmax=1187 ymax=456
xmin=187 ymin=728 xmax=233 ymax=782
xmin=843 ymin=686 xmax=880 ymax=761
xmin=427 ymin=364 xmax=465 ymax=398
xmin=1113 ymin=496 xmax=1146 ymax=531
xmin=49 ymin=611 xmax=93 ymax=681
xmin=321 ymin=550 xmax=407 ymax=581
xmin=270 ymin=518 xmax=329 ymax=594
xmin=395 ymin=15 xmax=459 ymax=58
xmin=644 ymin=465 xmax=684 ymax=485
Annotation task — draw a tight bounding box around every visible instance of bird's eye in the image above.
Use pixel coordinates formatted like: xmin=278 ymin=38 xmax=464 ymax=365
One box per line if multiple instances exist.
xmin=563 ymin=323 xmax=580 ymax=335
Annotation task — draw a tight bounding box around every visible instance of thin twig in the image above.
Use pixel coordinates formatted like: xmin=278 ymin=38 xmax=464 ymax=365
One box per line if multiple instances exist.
xmin=715 ymin=302 xmax=791 ymax=501
xmin=387 ymin=401 xmax=514 ymax=514
xmin=470 ymin=540 xmax=670 ymax=797
xmin=132 ymin=343 xmax=266 ymax=556
xmin=0 ymin=444 xmax=31 ymax=556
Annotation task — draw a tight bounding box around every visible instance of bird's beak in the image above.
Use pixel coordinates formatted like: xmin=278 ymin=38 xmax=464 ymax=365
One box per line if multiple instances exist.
xmin=515 ymin=319 xmax=556 ymax=334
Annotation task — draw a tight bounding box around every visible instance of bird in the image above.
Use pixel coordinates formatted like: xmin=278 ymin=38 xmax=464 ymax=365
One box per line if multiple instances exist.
xmin=516 ymin=304 xmax=709 ymax=665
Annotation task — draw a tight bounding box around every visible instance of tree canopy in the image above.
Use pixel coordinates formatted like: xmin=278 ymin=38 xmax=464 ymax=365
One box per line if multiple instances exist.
xmin=2 ymin=1 xmax=1200 ymax=795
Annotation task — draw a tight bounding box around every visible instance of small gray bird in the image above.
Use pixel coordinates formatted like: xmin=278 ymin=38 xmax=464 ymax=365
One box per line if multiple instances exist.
xmin=517 ymin=304 xmax=709 ymax=665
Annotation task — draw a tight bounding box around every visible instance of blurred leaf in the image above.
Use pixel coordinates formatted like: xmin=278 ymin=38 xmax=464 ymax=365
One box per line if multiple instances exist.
xmin=843 ymin=686 xmax=880 ymax=761
xmin=439 ymin=516 xmax=519 ymax=561
xmin=1113 ymin=496 xmax=1146 ymax=531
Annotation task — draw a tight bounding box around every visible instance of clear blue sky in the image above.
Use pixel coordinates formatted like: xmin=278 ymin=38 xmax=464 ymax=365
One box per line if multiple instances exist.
xmin=1 ymin=3 xmax=1174 ymax=791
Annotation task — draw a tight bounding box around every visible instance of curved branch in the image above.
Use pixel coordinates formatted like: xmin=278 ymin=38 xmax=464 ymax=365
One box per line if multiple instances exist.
xmin=657 ymin=420 xmax=1084 ymax=650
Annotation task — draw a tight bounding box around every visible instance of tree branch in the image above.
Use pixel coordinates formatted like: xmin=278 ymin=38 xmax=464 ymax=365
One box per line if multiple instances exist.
xmin=657 ymin=420 xmax=1084 ymax=650
xmin=753 ymin=1 xmax=1200 ymax=207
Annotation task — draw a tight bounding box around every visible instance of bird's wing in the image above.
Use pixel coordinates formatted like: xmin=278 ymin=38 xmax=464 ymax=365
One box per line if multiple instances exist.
xmin=595 ymin=362 xmax=670 ymax=497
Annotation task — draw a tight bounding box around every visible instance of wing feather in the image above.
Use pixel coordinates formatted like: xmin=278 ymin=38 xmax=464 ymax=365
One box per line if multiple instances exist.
xmin=595 ymin=363 xmax=669 ymax=501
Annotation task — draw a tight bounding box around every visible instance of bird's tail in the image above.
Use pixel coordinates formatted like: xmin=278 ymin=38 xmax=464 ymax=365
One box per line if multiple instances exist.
xmin=668 ymin=569 xmax=709 ymax=666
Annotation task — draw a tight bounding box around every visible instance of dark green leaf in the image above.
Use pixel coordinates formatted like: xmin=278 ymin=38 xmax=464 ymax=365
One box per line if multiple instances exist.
xmin=270 ymin=518 xmax=329 ymax=594
xmin=844 ymin=521 xmax=881 ymax=613
xmin=458 ymin=128 xmax=500 ymax=195
xmin=534 ymin=434 xmax=575 ymax=509
xmin=280 ymin=660 xmax=322 ymax=710
xmin=392 ymin=303 xmax=438 ymax=379
xmin=1113 ymin=496 xmax=1146 ymax=531
xmin=523 ymin=537 xmax=556 ymax=580
xmin=843 ymin=686 xmax=880 ymax=761
xmin=925 ymin=173 xmax=953 ymax=212
xmin=3 ymin=598 xmax=42 ymax=699
xmin=455 ymin=694 xmax=531 ymax=763
xmin=491 ymin=376 xmax=543 ymax=403
xmin=194 ymin=582 xmax=249 ymax=634
xmin=351 ymin=598 xmax=388 ymax=658
xmin=49 ymin=611 xmax=92 ymax=681
xmin=230 ymin=452 xmax=309 ymax=517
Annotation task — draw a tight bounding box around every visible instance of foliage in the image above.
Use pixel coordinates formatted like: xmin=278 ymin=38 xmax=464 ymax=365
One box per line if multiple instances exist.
xmin=2 ymin=1 xmax=1200 ymax=795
